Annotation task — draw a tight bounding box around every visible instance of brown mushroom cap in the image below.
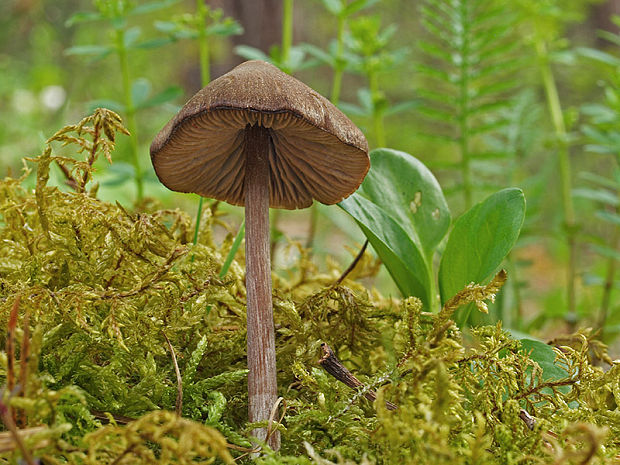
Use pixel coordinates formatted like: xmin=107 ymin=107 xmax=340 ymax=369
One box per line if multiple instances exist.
xmin=150 ymin=60 xmax=369 ymax=209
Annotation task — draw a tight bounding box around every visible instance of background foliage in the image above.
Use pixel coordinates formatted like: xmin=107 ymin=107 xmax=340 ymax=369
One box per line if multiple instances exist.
xmin=0 ymin=0 xmax=619 ymax=462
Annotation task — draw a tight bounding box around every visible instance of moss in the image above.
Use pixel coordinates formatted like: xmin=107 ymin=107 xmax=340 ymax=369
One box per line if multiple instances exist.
xmin=0 ymin=110 xmax=618 ymax=463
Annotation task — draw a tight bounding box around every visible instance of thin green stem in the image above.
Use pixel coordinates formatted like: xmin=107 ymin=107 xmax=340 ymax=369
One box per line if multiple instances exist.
xmin=196 ymin=0 xmax=210 ymax=86
xmin=330 ymin=15 xmax=345 ymax=104
xmin=598 ymin=204 xmax=619 ymax=335
xmin=428 ymin=261 xmax=440 ymax=313
xmin=192 ymin=0 xmax=212 ymax=250
xmin=535 ymin=38 xmax=577 ymax=325
xmin=308 ymin=11 xmax=345 ymax=251
xmin=508 ymin=254 xmax=523 ymax=329
xmin=281 ymin=0 xmax=294 ymax=71
xmin=220 ymin=221 xmax=245 ymax=278
xmin=192 ymin=198 xmax=204 ymax=247
xmin=272 ymin=0 xmax=294 ymax=259
xmin=458 ymin=1 xmax=471 ymax=210
xmin=116 ymin=28 xmax=143 ymax=202
xmin=369 ymin=71 xmax=385 ymax=147
xmin=270 ymin=209 xmax=280 ymax=267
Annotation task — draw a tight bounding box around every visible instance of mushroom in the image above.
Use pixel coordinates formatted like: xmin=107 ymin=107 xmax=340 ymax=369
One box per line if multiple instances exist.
xmin=150 ymin=60 xmax=369 ymax=450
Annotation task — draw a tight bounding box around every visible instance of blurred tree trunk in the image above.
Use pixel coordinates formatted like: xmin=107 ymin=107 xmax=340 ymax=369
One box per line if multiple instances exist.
xmin=593 ymin=0 xmax=620 ymax=36
xmin=209 ymin=0 xmax=282 ymax=75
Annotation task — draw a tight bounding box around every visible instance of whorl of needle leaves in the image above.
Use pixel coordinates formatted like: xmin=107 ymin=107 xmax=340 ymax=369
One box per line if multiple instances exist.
xmin=416 ymin=0 xmax=521 ymax=202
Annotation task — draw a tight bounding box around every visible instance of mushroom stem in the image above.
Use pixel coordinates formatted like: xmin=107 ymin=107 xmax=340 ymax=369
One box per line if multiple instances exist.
xmin=244 ymin=124 xmax=280 ymax=451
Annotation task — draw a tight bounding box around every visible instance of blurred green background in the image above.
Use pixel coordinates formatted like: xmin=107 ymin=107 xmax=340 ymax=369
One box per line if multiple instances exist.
xmin=1 ymin=0 xmax=619 ymax=352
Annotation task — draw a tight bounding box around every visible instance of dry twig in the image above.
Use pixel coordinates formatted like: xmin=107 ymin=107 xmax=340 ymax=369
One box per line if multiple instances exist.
xmin=319 ymin=343 xmax=397 ymax=410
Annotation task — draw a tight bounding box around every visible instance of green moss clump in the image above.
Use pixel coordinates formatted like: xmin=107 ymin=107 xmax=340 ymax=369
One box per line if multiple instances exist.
xmin=0 ymin=111 xmax=618 ymax=464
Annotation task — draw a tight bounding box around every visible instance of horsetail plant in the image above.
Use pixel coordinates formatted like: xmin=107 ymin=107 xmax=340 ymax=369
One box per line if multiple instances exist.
xmin=154 ymin=3 xmax=243 ymax=253
xmin=415 ymin=0 xmax=520 ymax=211
xmin=65 ymin=0 xmax=182 ymax=203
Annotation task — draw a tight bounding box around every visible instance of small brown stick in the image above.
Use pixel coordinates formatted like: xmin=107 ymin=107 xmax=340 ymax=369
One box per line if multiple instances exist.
xmin=519 ymin=408 xmax=536 ymax=430
xmin=319 ymin=343 xmax=397 ymax=410
xmin=0 ymin=426 xmax=47 ymax=453
xmin=212 ymin=325 xmax=241 ymax=332
xmin=90 ymin=410 xmax=135 ymax=425
xmin=233 ymin=398 xmax=288 ymax=460
xmin=163 ymin=333 xmax=183 ymax=417
xmin=265 ymin=397 xmax=286 ymax=448
xmin=334 ymin=240 xmax=369 ymax=287
xmin=0 ymin=395 xmax=37 ymax=465
xmin=55 ymin=162 xmax=79 ymax=191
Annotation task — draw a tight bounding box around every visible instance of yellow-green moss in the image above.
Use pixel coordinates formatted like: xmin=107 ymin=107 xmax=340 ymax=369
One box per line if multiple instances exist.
xmin=0 ymin=110 xmax=618 ymax=464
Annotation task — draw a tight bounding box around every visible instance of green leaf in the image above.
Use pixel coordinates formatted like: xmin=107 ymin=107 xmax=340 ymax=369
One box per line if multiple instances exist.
xmin=86 ymin=99 xmax=125 ymax=113
xmin=337 ymin=102 xmax=366 ymax=117
xmin=438 ymin=188 xmax=525 ymax=317
xmin=219 ymin=221 xmax=245 ymax=278
xmin=319 ymin=0 xmax=343 ymax=16
xmin=154 ymin=20 xmax=177 ymax=33
xmin=384 ymin=100 xmax=420 ymax=116
xmin=135 ymin=85 xmax=183 ymax=110
xmin=342 ymin=0 xmax=379 ymax=17
xmin=124 ymin=26 xmax=142 ymax=48
xmin=357 ymin=149 xmax=451 ymax=258
xmin=64 ymin=45 xmax=113 ymax=56
xmin=65 ymin=11 xmax=104 ymax=27
xmin=131 ymin=78 xmax=152 ymax=107
xmin=598 ymin=29 xmax=620 ymax=48
xmin=130 ymin=0 xmax=179 ymax=16
xmin=572 ymin=187 xmax=619 ymax=206
xmin=206 ymin=21 xmax=244 ymax=37
xmin=578 ymin=46 xmax=620 ymax=67
xmin=579 ymin=171 xmax=620 ymax=190
xmin=135 ymin=37 xmax=175 ymax=49
xmin=520 ymin=339 xmax=568 ymax=381
xmin=100 ymin=162 xmax=135 ymax=186
xmin=591 ymin=244 xmax=620 ymax=261
xmin=234 ymin=45 xmax=271 ymax=63
xmin=596 ymin=210 xmax=620 ymax=226
xmin=340 ymin=148 xmax=450 ymax=308
xmin=340 ymin=194 xmax=432 ymax=303
xmin=302 ymin=44 xmax=336 ymax=67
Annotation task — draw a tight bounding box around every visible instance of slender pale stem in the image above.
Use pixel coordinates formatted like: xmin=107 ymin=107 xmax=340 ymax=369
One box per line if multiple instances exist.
xmin=196 ymin=0 xmax=210 ymax=86
xmin=598 ymin=204 xmax=619 ymax=334
xmin=535 ymin=38 xmax=577 ymax=326
xmin=458 ymin=0 xmax=471 ymax=210
xmin=281 ymin=0 xmax=293 ymax=70
xmin=244 ymin=125 xmax=279 ymax=451
xmin=192 ymin=0 xmax=212 ymax=248
xmin=271 ymin=0 xmax=294 ymax=258
xmin=116 ymin=28 xmax=143 ymax=202
xmin=369 ymin=71 xmax=385 ymax=147
xmin=309 ymin=10 xmax=344 ymax=250
xmin=330 ymin=15 xmax=345 ymax=104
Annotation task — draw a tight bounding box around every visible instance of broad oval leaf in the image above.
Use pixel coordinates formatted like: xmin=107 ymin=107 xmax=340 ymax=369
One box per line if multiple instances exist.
xmin=340 ymin=193 xmax=432 ymax=303
xmin=438 ymin=188 xmax=525 ymax=311
xmin=356 ymin=148 xmax=451 ymax=259
xmin=340 ymin=148 xmax=450 ymax=308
